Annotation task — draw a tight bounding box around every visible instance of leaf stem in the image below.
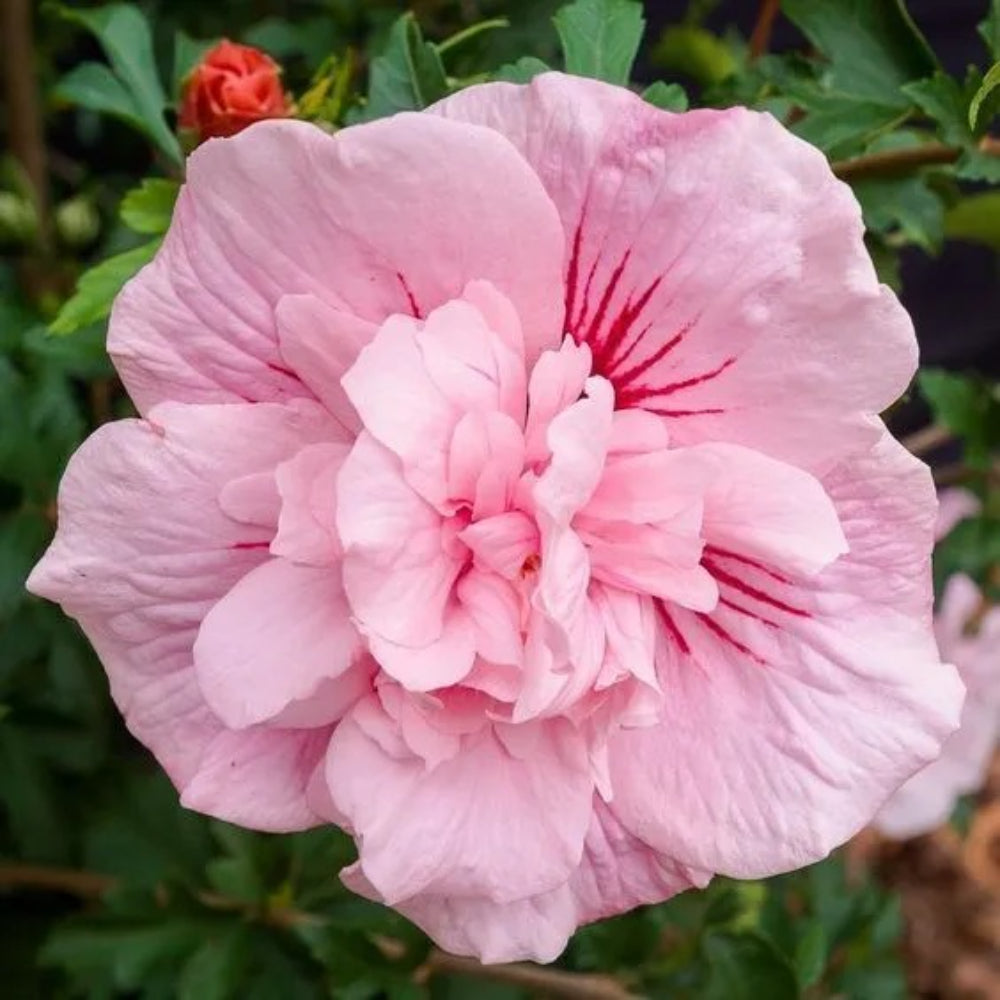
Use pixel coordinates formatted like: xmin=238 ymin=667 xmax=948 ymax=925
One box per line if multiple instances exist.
xmin=436 ymin=18 xmax=510 ymax=57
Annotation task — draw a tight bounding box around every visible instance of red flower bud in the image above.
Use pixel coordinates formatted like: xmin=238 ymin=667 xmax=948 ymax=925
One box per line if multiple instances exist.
xmin=179 ymin=40 xmax=290 ymax=143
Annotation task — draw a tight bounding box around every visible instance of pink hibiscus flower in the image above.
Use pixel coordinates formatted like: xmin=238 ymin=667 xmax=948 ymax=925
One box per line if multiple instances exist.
xmin=29 ymin=74 xmax=962 ymax=963
xmin=875 ymin=490 xmax=999 ymax=838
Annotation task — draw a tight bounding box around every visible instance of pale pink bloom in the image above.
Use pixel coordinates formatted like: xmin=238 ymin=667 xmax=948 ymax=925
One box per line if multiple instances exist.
xmin=935 ymin=486 xmax=980 ymax=540
xmin=875 ymin=574 xmax=1000 ymax=838
xmin=29 ymin=74 xmax=962 ymax=963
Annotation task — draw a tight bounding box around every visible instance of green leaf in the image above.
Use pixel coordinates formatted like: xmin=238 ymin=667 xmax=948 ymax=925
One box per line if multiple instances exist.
xmin=902 ymin=71 xmax=976 ymax=145
xmin=42 ymin=921 xmax=205 ymax=990
xmin=53 ymin=62 xmax=145 ymax=129
xmin=969 ymin=61 xmax=1000 ymax=133
xmin=493 ymin=56 xmax=551 ymax=84
xmin=791 ymin=97 xmax=904 ymax=156
xmin=178 ymin=926 xmax=251 ymax=1000
xmin=793 ymin=920 xmax=828 ymax=987
xmin=919 ymin=369 xmax=1000 ymax=469
xmin=702 ymin=931 xmax=798 ymax=1000
xmin=120 ymin=179 xmax=181 ymax=235
xmin=853 ymin=173 xmax=945 ymax=253
xmin=782 ymin=0 xmax=938 ymax=105
xmin=944 ymin=191 xmax=1000 ymax=250
xmin=57 ymin=3 xmax=181 ymax=163
xmin=363 ymin=13 xmax=449 ymax=120
xmin=50 ymin=239 xmax=160 ymax=335
xmin=980 ymin=0 xmax=1000 ymax=59
xmin=553 ymin=0 xmax=645 ymax=85
xmin=956 ymin=147 xmax=1000 ymax=182
xmin=642 ymin=81 xmax=689 ymax=111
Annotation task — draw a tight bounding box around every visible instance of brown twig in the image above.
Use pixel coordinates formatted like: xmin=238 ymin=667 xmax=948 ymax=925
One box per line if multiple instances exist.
xmin=832 ymin=137 xmax=1000 ymax=181
xmin=422 ymin=949 xmax=638 ymax=999
xmin=0 ymin=0 xmax=53 ymax=255
xmin=749 ymin=0 xmax=781 ymax=61
xmin=0 ymin=862 xmax=638 ymax=997
xmin=902 ymin=424 xmax=952 ymax=457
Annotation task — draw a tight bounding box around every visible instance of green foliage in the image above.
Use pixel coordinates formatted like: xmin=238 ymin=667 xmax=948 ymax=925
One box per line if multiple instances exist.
xmin=642 ymin=80 xmax=689 ymax=111
xmin=553 ymin=0 xmax=644 ymax=85
xmin=920 ymin=369 xmax=1000 ymax=470
xmin=781 ymin=0 xmax=937 ymax=105
xmin=54 ymin=3 xmax=182 ymax=164
xmin=945 ymin=191 xmax=1000 ymax=249
xmin=5 ymin=0 xmax=1000 ymax=996
xmin=120 ymin=179 xmax=181 ymax=236
xmin=969 ymin=60 xmax=1000 ymax=133
xmin=50 ymin=240 xmax=161 ymax=335
xmin=360 ymin=13 xmax=450 ymax=120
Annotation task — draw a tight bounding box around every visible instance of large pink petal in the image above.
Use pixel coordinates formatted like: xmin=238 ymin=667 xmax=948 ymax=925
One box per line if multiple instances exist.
xmin=341 ymin=798 xmax=704 ymax=964
xmin=433 ymin=74 xmax=915 ymax=474
xmin=111 ymin=116 xmax=563 ymax=413
xmin=325 ymin=698 xmax=593 ymax=905
xmin=193 ymin=559 xmax=362 ymax=728
xmin=28 ymin=400 xmax=338 ymax=828
xmin=607 ymin=432 xmax=964 ymax=877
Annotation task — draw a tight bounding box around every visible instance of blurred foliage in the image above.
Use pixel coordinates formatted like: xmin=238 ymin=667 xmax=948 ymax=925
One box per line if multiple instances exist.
xmin=2 ymin=0 xmax=1000 ymax=997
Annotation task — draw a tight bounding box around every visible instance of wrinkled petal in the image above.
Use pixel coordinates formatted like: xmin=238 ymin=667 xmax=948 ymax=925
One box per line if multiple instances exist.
xmin=111 ymin=115 xmax=564 ymax=411
xmin=608 ymin=433 xmax=963 ymax=877
xmin=325 ymin=698 xmax=592 ymax=905
xmin=434 ymin=75 xmax=914 ymax=474
xmin=28 ymin=400 xmax=338 ymax=828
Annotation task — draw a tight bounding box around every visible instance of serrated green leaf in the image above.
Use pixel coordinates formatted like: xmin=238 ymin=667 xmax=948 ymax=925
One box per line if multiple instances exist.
xmin=493 ymin=56 xmax=551 ymax=84
xmin=50 ymin=240 xmax=160 ymax=335
xmin=791 ymin=97 xmax=904 ymax=156
xmin=853 ymin=173 xmax=945 ymax=253
xmin=363 ymin=13 xmax=449 ymax=120
xmin=782 ymin=0 xmax=938 ymax=105
xmin=120 ymin=179 xmax=181 ymax=235
xmin=969 ymin=61 xmax=1000 ymax=133
xmin=793 ymin=920 xmax=827 ymax=987
xmin=642 ymin=81 xmax=689 ymax=111
xmin=702 ymin=931 xmax=798 ymax=1000
xmin=945 ymin=191 xmax=1000 ymax=249
xmin=957 ymin=147 xmax=1000 ymax=181
xmin=56 ymin=3 xmax=181 ymax=163
xmin=902 ymin=71 xmax=975 ymax=145
xmin=554 ymin=0 xmax=644 ymax=85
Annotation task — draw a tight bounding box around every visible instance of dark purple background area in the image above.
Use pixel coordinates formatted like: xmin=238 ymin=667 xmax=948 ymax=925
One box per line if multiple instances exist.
xmin=639 ymin=1 xmax=1000 ymax=437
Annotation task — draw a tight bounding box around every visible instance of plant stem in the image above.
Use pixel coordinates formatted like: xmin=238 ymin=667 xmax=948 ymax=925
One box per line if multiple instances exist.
xmin=423 ymin=949 xmax=637 ymax=999
xmin=0 ymin=0 xmax=51 ymax=252
xmin=749 ymin=0 xmax=781 ymax=61
xmin=901 ymin=424 xmax=952 ymax=457
xmin=832 ymin=137 xmax=1000 ymax=181
xmin=0 ymin=862 xmax=638 ymax=997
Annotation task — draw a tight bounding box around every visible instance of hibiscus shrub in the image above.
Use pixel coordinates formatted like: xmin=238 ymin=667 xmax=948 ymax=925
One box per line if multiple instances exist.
xmin=2 ymin=0 xmax=1000 ymax=997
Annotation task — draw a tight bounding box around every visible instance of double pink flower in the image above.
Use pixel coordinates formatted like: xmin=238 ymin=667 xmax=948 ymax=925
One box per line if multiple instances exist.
xmin=31 ymin=74 xmax=962 ymax=962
